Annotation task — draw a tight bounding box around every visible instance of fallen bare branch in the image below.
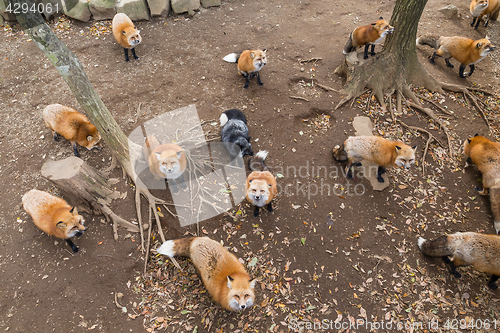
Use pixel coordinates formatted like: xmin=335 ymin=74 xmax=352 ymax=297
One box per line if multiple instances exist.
xmin=290 ymin=96 xmax=310 ymax=102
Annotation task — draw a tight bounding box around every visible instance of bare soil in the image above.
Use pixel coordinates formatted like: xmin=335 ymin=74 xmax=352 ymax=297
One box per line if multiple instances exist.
xmin=1 ymin=0 xmax=500 ymax=332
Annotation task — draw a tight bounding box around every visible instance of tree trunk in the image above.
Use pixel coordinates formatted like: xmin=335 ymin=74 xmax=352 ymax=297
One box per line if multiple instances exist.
xmin=41 ymin=157 xmax=141 ymax=238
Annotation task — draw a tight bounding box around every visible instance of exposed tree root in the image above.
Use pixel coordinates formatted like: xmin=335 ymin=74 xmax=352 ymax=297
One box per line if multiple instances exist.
xmin=415 ymin=93 xmax=457 ymax=118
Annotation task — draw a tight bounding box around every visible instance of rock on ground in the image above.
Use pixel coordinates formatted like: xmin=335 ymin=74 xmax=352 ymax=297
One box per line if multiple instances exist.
xmin=89 ymin=0 xmax=116 ymax=20
xmin=147 ymin=0 xmax=170 ymax=16
xmin=171 ymin=0 xmax=200 ymax=14
xmin=63 ymin=0 xmax=91 ymax=22
xmin=116 ymin=0 xmax=149 ymax=20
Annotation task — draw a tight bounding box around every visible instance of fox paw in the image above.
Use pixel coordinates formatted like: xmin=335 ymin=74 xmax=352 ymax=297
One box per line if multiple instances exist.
xmin=453 ymin=272 xmax=462 ymax=279
xmin=488 ymin=282 xmax=499 ymax=290
xmin=377 ymin=176 xmax=385 ymax=183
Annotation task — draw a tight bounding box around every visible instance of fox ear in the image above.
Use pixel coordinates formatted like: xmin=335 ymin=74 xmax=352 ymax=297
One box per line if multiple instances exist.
xmin=56 ymin=221 xmax=66 ymax=228
xmin=371 ymin=22 xmax=376 ymax=26
xmin=87 ymin=135 xmax=93 ymax=142
xmin=249 ymin=278 xmax=256 ymax=289
xmin=412 ymin=145 xmax=417 ymax=150
xmin=71 ymin=207 xmax=78 ymax=215
xmin=137 ymin=30 xmax=141 ymax=34
xmin=155 ymin=152 xmax=162 ymax=160
xmin=250 ymin=52 xmax=255 ymax=59
xmin=227 ymin=276 xmax=234 ymax=289
xmin=262 ymin=49 xmax=267 ymax=53
xmin=468 ymin=138 xmax=472 ymax=143
xmin=379 ymin=16 xmax=383 ymax=20
xmin=474 ymin=133 xmax=479 ymax=137
xmin=395 ymin=145 xmax=402 ymax=151
xmin=477 ymin=42 xmax=483 ymax=49
xmin=176 ymin=151 xmax=183 ymax=159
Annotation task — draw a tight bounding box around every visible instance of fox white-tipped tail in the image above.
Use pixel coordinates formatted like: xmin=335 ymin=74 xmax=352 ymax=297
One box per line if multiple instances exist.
xmin=157 ymin=240 xmax=175 ymax=257
xmin=220 ymin=113 xmax=229 ymax=127
xmin=417 ymin=237 xmax=426 ymax=250
xmin=223 ymin=53 xmax=239 ymax=63
xmin=255 ymin=150 xmax=268 ymax=161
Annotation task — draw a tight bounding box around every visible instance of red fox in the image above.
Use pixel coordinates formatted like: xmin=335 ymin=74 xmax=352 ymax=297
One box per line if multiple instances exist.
xmin=343 ymin=17 xmax=394 ymax=59
xmin=332 ymin=136 xmax=416 ymax=183
xmin=112 ymin=13 xmax=142 ymax=62
xmin=157 ymin=237 xmax=256 ymax=311
xmin=246 ymin=151 xmax=277 ymax=217
xmin=418 ymin=232 xmax=500 ymax=289
xmin=22 ymin=189 xmax=86 ymax=253
xmin=464 ymin=134 xmax=500 ymax=234
xmin=223 ymin=49 xmax=267 ymax=88
xmin=43 ymin=104 xmax=101 ymax=157
xmin=470 ymin=0 xmax=500 ymax=29
xmin=416 ymin=33 xmax=496 ymax=78
xmin=143 ymin=135 xmax=187 ymax=194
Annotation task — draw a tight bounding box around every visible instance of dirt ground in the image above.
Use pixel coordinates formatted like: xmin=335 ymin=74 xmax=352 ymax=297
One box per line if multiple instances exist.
xmin=1 ymin=0 xmax=500 ymax=332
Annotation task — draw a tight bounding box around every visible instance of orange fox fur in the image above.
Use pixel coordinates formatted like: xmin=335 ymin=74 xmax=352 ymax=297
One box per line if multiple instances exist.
xmin=43 ymin=104 xmax=101 ymax=157
xmin=246 ymin=151 xmax=277 ymax=217
xmin=22 ymin=189 xmax=86 ymax=253
xmin=157 ymin=237 xmax=256 ymax=311
xmin=419 ymin=232 xmax=500 ymax=289
xmin=333 ymin=136 xmax=416 ymax=183
xmin=143 ymin=136 xmax=186 ymax=180
xmin=223 ymin=49 xmax=267 ymax=88
xmin=343 ymin=17 xmax=394 ymax=59
xmin=464 ymin=134 xmax=500 ymax=233
xmin=470 ymin=0 xmax=500 ymax=28
xmin=417 ymin=33 xmax=496 ymax=78
xmin=112 ymin=13 xmax=142 ymax=61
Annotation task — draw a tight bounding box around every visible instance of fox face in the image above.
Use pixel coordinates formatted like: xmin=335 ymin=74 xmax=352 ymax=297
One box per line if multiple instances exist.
xmin=124 ymin=28 xmax=141 ymax=47
xmin=235 ymin=138 xmax=254 ymax=157
xmin=477 ymin=39 xmax=496 ymax=57
xmin=226 ymin=276 xmax=256 ymax=311
xmin=250 ymin=49 xmax=267 ymax=72
xmin=156 ymin=151 xmax=184 ymax=179
xmin=373 ymin=18 xmax=394 ymax=40
xmin=394 ymin=145 xmax=417 ymax=169
xmin=471 ymin=0 xmax=489 ymax=15
xmin=58 ymin=207 xmax=86 ymax=238
xmin=246 ymin=178 xmax=272 ymax=207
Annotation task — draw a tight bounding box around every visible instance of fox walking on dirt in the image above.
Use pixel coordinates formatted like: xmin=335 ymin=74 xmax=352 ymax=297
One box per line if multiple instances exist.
xmin=22 ymin=189 xmax=86 ymax=253
xmin=43 ymin=104 xmax=101 ymax=157
xmin=343 ymin=17 xmax=394 ymax=59
xmin=332 ymin=136 xmax=416 ymax=183
xmin=418 ymin=232 xmax=500 ymax=289
xmin=416 ymin=33 xmax=496 ymax=78
xmin=157 ymin=237 xmax=256 ymax=311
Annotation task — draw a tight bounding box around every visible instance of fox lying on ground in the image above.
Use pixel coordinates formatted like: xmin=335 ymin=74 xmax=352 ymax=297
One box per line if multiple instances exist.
xmin=157 ymin=236 xmax=256 ymax=311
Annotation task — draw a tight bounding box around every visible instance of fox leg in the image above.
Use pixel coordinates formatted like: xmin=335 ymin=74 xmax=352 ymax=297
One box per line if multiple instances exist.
xmin=131 ymin=48 xmax=139 ymax=60
xmin=370 ymin=44 xmax=376 ymax=56
xmin=176 ymin=174 xmax=188 ymax=191
xmin=243 ymin=73 xmax=250 ymax=89
xmin=442 ymin=256 xmax=461 ymax=278
xmin=429 ymin=52 xmax=439 ymax=64
xmin=363 ymin=44 xmax=370 ymax=59
xmin=71 ymin=141 xmax=80 ymax=157
xmin=66 ymin=239 xmax=79 ymax=253
xmin=256 ymin=72 xmax=263 ymax=86
xmin=484 ymin=15 xmax=490 ymax=28
xmin=471 ymin=16 xmax=478 ymax=27
xmin=52 ymin=131 xmax=60 ymax=141
xmin=444 ymin=58 xmax=454 ymax=68
xmin=459 ymin=64 xmax=467 ymax=78
xmin=167 ymin=179 xmax=180 ymax=195
xmin=266 ymin=202 xmax=273 ymax=213
xmin=253 ymin=206 xmax=260 ymax=217
xmin=468 ymin=64 xmax=475 ymax=77
xmin=376 ymin=166 xmax=386 ymax=183
xmin=488 ymin=275 xmax=499 ymax=289
xmin=123 ymin=48 xmax=130 ymax=62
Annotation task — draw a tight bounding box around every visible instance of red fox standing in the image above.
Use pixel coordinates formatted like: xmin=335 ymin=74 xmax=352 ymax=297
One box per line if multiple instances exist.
xmin=418 ymin=232 xmax=500 ymax=289
xmin=332 ymin=136 xmax=416 ymax=183
xmin=43 ymin=104 xmax=101 ymax=157
xmin=343 ymin=17 xmax=394 ymax=59
xmin=143 ymin=135 xmax=187 ymax=194
xmin=246 ymin=151 xmax=278 ymax=217
xmin=22 ymin=189 xmax=86 ymax=253
xmin=112 ymin=13 xmax=142 ymax=62
xmin=464 ymin=134 xmax=500 ymax=234
xmin=470 ymin=0 xmax=500 ymax=29
xmin=223 ymin=49 xmax=267 ymax=89
xmin=416 ymin=33 xmax=496 ymax=78
xmin=157 ymin=237 xmax=256 ymax=311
